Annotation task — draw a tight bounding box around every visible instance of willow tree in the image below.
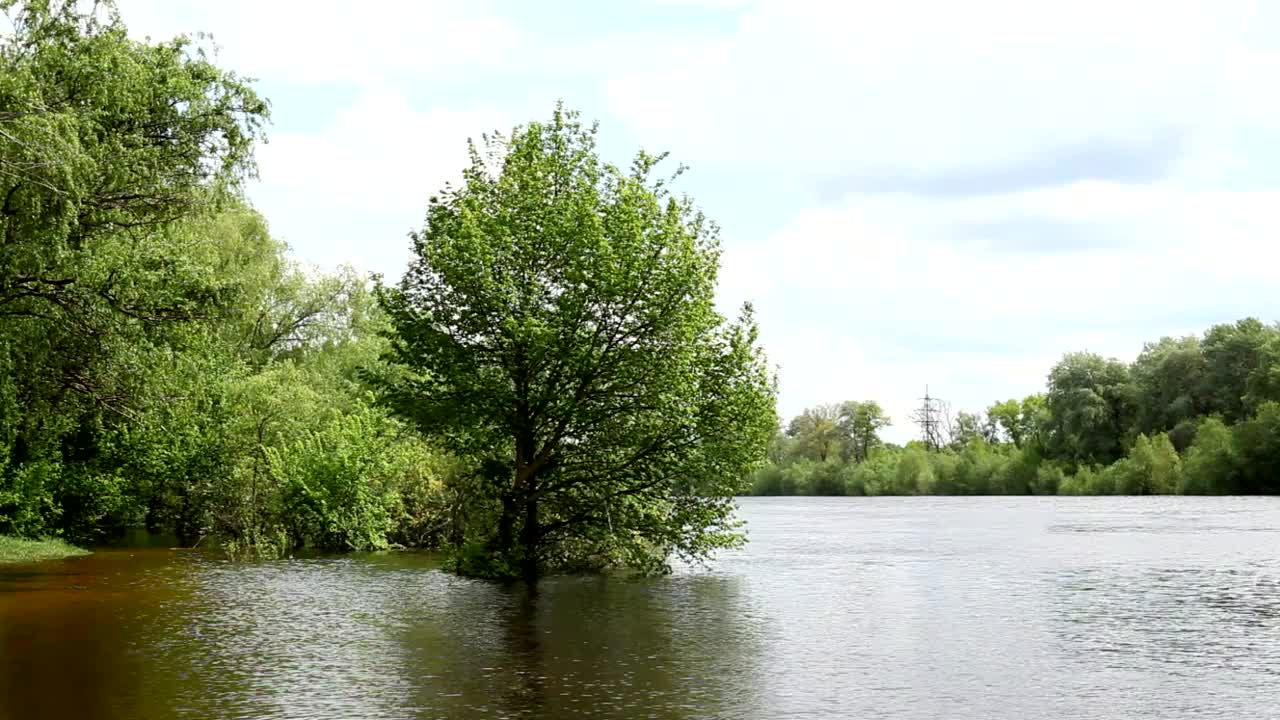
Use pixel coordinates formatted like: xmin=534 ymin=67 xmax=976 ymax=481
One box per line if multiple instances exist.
xmin=379 ymin=106 xmax=775 ymax=581
xmin=0 ymin=0 xmax=267 ymax=536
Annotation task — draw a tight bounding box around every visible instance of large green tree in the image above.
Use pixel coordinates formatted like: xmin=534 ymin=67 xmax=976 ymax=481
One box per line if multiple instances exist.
xmin=1130 ymin=335 xmax=1210 ymax=435
xmin=838 ymin=400 xmax=890 ymax=462
xmin=1202 ymin=318 xmax=1277 ymax=423
xmin=1043 ymin=352 xmax=1135 ymax=466
xmin=379 ymin=107 xmax=776 ymax=581
xmin=0 ymin=0 xmax=268 ymax=537
xmin=986 ymin=395 xmax=1045 ymax=449
xmin=786 ymin=404 xmax=844 ymax=462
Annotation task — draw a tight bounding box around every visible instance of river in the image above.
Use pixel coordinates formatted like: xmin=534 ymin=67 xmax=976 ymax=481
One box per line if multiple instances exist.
xmin=2 ymin=497 xmax=1279 ymax=719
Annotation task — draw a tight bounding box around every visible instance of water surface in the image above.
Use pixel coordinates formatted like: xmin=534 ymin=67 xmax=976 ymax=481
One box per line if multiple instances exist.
xmin=2 ymin=497 xmax=1279 ymax=719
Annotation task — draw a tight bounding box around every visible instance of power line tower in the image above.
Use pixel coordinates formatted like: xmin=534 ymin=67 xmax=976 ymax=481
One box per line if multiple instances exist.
xmin=911 ymin=385 xmax=945 ymax=451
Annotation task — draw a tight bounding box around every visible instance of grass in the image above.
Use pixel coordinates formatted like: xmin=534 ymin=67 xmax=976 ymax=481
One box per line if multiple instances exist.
xmin=0 ymin=536 xmax=91 ymax=564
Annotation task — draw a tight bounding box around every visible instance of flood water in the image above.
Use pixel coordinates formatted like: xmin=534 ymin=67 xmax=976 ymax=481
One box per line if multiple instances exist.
xmin=2 ymin=497 xmax=1280 ymax=719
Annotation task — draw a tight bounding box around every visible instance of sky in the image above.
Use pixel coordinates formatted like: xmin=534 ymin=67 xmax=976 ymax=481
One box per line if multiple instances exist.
xmin=116 ymin=0 xmax=1280 ymax=443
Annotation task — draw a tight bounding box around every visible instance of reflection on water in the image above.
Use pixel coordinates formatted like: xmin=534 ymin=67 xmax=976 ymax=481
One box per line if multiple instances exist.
xmin=2 ymin=497 xmax=1279 ymax=719
xmin=0 ymin=551 xmax=763 ymax=720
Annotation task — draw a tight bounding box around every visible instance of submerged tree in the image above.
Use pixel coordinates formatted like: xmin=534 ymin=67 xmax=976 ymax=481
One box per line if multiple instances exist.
xmin=379 ymin=106 xmax=776 ymax=581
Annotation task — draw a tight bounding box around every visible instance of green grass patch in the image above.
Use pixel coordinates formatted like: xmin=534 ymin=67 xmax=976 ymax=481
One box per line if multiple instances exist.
xmin=0 ymin=536 xmax=91 ymax=564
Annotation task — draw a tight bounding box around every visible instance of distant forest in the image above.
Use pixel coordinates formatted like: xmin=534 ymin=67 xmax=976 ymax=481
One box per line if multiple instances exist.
xmin=751 ymin=318 xmax=1280 ymax=497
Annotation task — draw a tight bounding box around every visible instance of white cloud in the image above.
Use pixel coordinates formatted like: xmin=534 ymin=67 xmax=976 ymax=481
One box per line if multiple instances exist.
xmin=120 ymin=0 xmax=523 ymax=84
xmin=607 ymin=0 xmax=1269 ymax=179
xmin=248 ymin=86 xmax=521 ymax=276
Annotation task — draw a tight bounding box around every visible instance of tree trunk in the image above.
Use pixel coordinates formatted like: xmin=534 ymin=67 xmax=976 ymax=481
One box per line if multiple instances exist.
xmin=520 ymin=477 xmax=539 ymax=584
xmin=494 ymin=492 xmax=518 ymax=553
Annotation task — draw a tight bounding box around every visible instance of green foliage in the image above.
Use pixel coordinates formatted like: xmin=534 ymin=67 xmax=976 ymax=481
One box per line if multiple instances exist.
xmin=0 ymin=0 xmax=450 ymax=552
xmin=840 ymin=400 xmax=891 ymax=462
xmin=1180 ymin=417 xmax=1236 ymax=495
xmin=1044 ymin=352 xmax=1135 ymax=466
xmin=1113 ymin=433 xmax=1181 ymax=495
xmin=1244 ymin=335 xmax=1280 ymax=412
xmin=1131 ymin=336 xmax=1210 ymax=434
xmin=1232 ymin=402 xmax=1280 ymax=494
xmin=749 ymin=463 xmax=790 ymax=496
xmin=764 ymin=460 xmax=847 ymax=496
xmin=895 ymin=447 xmax=935 ymax=495
xmin=751 ymin=315 xmax=1280 ymax=498
xmin=847 ymin=448 xmax=900 ymax=496
xmin=987 ymin=395 xmax=1046 ymax=449
xmin=1031 ymin=463 xmax=1066 ymax=496
xmin=0 ymin=459 xmax=58 ymax=536
xmin=378 ymin=105 xmax=776 ymax=580
xmin=787 ymin=405 xmax=844 ymax=462
xmin=1202 ymin=319 xmax=1277 ymax=422
xmin=268 ymin=411 xmax=412 ymax=552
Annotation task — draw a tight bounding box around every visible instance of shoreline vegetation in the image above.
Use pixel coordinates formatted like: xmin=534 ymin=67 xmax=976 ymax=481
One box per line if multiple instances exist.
xmin=0 ymin=536 xmax=90 ymax=565
xmin=749 ymin=318 xmax=1280 ymax=498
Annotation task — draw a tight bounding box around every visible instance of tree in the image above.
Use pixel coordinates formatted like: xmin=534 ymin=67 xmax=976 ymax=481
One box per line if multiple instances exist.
xmin=1202 ymin=318 xmax=1278 ymax=423
xmin=378 ymin=106 xmax=776 ymax=581
xmin=947 ymin=410 xmax=997 ymax=449
xmin=786 ymin=404 xmax=843 ymax=462
xmin=987 ymin=395 xmax=1045 ymax=449
xmin=838 ymin=400 xmax=890 ymax=462
xmin=1243 ymin=334 xmax=1280 ymax=412
xmin=0 ymin=0 xmax=266 ymax=316
xmin=1180 ymin=417 xmax=1236 ymax=494
xmin=1117 ymin=433 xmax=1181 ymax=495
xmin=0 ymin=0 xmax=268 ymax=538
xmin=1130 ymin=335 xmax=1210 ymax=435
xmin=1232 ymin=402 xmax=1280 ymax=494
xmin=1043 ymin=352 xmax=1135 ymax=466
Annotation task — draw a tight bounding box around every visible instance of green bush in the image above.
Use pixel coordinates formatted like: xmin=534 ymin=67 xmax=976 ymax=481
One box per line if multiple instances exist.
xmin=849 ymin=449 xmax=899 ymax=495
xmin=1031 ymin=464 xmax=1066 ymax=496
xmin=895 ymin=447 xmax=935 ymax=495
xmin=269 ymin=411 xmax=407 ymax=552
xmin=1233 ymin=402 xmax=1280 ymax=494
xmin=0 ymin=460 xmax=60 ymax=538
xmin=1180 ymin=417 xmax=1236 ymax=494
xmin=807 ymin=460 xmax=846 ymax=496
xmin=749 ymin=464 xmax=789 ymax=495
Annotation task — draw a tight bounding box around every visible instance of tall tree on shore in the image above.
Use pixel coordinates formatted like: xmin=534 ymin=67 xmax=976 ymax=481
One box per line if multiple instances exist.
xmin=378 ymin=106 xmax=776 ymax=581
xmin=1043 ymin=352 xmax=1135 ymax=466
xmin=787 ymin=404 xmax=843 ymax=462
xmin=838 ymin=400 xmax=890 ymax=462
xmin=0 ymin=0 xmax=269 ymax=536
xmin=1202 ymin=318 xmax=1278 ymax=423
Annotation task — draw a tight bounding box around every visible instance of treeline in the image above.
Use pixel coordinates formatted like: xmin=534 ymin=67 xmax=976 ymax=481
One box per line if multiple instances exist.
xmin=0 ymin=2 xmax=461 ymax=553
xmin=751 ymin=319 xmax=1280 ymax=496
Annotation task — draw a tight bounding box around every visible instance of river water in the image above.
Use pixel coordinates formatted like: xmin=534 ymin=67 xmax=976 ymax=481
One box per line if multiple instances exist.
xmin=2 ymin=497 xmax=1279 ymax=719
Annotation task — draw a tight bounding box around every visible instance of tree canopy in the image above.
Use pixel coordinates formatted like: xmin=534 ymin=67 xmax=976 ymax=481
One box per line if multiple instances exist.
xmin=378 ymin=106 xmax=776 ymax=580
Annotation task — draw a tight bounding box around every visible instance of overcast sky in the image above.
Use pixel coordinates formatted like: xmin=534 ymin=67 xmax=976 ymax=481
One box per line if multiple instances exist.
xmin=118 ymin=0 xmax=1280 ymax=442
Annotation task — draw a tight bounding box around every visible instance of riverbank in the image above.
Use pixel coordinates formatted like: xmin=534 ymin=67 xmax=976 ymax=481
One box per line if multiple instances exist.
xmin=0 ymin=536 xmax=90 ymax=564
